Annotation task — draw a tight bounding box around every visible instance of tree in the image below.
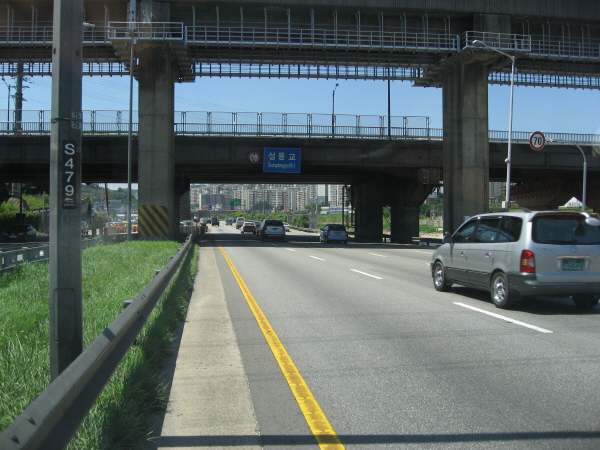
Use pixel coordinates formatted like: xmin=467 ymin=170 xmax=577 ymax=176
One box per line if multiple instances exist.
xmin=252 ymin=201 xmax=272 ymax=212
xmin=292 ymin=213 xmax=309 ymax=228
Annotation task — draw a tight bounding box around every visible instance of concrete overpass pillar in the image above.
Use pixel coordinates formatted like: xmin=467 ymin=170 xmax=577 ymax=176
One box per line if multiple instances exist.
xmin=442 ymin=62 xmax=490 ymax=233
xmin=388 ymin=171 xmax=440 ymax=244
xmin=175 ymin=174 xmax=191 ymax=222
xmin=352 ymin=180 xmax=384 ymax=242
xmin=137 ymin=46 xmax=178 ymax=240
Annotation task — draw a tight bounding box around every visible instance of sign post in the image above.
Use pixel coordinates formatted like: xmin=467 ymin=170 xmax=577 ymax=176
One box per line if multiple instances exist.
xmin=49 ymin=0 xmax=84 ymax=380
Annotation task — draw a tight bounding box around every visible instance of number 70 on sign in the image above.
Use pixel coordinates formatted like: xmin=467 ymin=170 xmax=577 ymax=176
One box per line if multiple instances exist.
xmin=529 ymin=131 xmax=546 ymax=151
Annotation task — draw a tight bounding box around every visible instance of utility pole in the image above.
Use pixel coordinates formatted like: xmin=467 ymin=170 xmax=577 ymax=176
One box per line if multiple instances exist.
xmin=49 ymin=0 xmax=84 ymax=380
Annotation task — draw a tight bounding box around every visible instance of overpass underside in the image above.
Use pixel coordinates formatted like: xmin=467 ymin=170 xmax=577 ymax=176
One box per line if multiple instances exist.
xmin=1 ymin=1 xmax=600 ymax=240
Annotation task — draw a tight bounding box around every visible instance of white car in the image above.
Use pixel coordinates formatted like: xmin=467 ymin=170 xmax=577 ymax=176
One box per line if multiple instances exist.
xmin=283 ymin=222 xmax=290 ymax=231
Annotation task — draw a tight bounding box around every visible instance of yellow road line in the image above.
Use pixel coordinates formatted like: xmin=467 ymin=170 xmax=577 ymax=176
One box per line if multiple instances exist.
xmin=218 ymin=244 xmax=345 ymax=450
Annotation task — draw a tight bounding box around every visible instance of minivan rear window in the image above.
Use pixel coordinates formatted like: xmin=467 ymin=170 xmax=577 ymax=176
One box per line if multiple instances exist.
xmin=533 ymin=215 xmax=600 ymax=245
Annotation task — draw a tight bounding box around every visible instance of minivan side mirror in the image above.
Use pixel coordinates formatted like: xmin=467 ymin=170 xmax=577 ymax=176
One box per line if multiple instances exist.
xmin=585 ymin=217 xmax=600 ymax=227
xmin=443 ymin=232 xmax=453 ymax=244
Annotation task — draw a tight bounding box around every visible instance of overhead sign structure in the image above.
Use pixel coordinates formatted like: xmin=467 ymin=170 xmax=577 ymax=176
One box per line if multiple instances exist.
xmin=263 ymin=147 xmax=301 ymax=173
xmin=529 ymin=131 xmax=546 ymax=151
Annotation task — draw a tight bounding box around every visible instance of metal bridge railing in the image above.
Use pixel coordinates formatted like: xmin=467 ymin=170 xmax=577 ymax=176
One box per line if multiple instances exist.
xmin=1 ymin=110 xmax=599 ymax=145
xmin=4 ymin=23 xmax=600 ymax=63
xmin=187 ymin=25 xmax=459 ymax=52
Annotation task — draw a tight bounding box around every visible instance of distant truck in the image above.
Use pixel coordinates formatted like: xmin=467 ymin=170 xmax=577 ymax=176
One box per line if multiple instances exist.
xmin=235 ymin=217 xmax=246 ymax=229
xmin=211 ymin=217 xmax=220 ymax=226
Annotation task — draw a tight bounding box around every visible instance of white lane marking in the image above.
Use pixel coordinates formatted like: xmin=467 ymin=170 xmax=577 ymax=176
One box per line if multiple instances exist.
xmin=351 ymin=269 xmax=382 ymax=280
xmin=368 ymin=253 xmax=387 ymax=258
xmin=453 ymin=302 xmax=553 ymax=334
xmin=310 ymin=256 xmax=325 ymax=261
xmin=285 ymin=248 xmax=296 ymax=252
xmin=412 ymin=250 xmax=432 ymax=255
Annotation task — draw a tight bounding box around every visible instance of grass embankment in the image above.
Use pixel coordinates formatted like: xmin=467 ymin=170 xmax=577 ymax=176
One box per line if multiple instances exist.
xmin=0 ymin=241 xmax=198 ymax=449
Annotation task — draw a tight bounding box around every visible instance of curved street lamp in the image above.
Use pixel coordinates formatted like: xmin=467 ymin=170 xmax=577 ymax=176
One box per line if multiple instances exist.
xmin=547 ymin=138 xmax=587 ymax=211
xmin=472 ymin=39 xmax=515 ymax=209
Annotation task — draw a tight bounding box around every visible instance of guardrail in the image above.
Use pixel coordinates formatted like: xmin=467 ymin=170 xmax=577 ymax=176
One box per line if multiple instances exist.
xmin=0 ymin=238 xmax=103 ymax=274
xmin=0 ymin=235 xmax=194 ymax=450
xmin=1 ymin=110 xmax=599 ymax=145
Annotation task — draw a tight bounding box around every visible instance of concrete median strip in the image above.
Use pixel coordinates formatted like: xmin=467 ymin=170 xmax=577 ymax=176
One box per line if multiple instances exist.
xmin=154 ymin=244 xmax=261 ymax=449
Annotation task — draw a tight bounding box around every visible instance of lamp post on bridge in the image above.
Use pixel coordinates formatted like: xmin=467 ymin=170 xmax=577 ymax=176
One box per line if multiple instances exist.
xmin=472 ymin=39 xmax=515 ymax=210
xmin=331 ymin=83 xmax=339 ymax=138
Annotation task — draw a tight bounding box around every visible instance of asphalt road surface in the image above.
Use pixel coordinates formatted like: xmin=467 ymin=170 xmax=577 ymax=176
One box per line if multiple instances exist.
xmin=194 ymin=225 xmax=600 ymax=450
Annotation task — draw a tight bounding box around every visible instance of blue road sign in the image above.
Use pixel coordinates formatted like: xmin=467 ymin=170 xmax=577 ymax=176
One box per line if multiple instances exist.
xmin=263 ymin=147 xmax=301 ymax=173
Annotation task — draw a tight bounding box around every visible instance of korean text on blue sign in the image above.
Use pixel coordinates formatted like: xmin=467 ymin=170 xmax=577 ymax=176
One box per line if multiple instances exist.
xmin=263 ymin=147 xmax=301 ymax=173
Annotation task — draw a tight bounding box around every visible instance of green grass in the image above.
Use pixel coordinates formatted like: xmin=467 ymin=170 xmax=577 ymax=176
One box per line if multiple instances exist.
xmin=0 ymin=241 xmax=198 ymax=449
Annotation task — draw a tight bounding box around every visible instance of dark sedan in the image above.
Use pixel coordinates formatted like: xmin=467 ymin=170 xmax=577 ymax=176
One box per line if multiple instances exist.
xmin=5 ymin=224 xmax=37 ymax=242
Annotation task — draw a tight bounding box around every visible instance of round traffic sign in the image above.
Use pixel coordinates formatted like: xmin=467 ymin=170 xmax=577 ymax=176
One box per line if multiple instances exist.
xmin=248 ymin=151 xmax=260 ymax=163
xmin=529 ymin=131 xmax=546 ymax=150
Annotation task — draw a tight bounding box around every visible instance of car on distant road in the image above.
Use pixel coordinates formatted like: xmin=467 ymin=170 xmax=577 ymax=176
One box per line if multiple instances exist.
xmin=283 ymin=222 xmax=290 ymax=231
xmin=5 ymin=224 xmax=37 ymax=242
xmin=431 ymin=210 xmax=600 ymax=309
xmin=81 ymin=221 xmax=89 ymax=236
xmin=319 ymin=224 xmax=348 ymax=244
xmin=225 ymin=218 xmax=233 ymax=225
xmin=241 ymin=222 xmax=257 ymax=234
xmin=211 ymin=217 xmax=220 ymax=226
xmin=257 ymin=219 xmax=285 ymax=242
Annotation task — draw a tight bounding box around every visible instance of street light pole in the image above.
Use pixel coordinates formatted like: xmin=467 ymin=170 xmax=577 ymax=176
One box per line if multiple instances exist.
xmin=472 ymin=40 xmax=515 ymax=210
xmin=547 ymin=139 xmax=587 ymax=212
xmin=127 ymin=25 xmax=136 ymax=241
xmin=331 ymin=83 xmax=339 ymax=137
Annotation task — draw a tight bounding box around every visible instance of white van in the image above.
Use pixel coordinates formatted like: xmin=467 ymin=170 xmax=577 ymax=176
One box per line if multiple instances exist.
xmin=235 ymin=217 xmax=246 ymax=229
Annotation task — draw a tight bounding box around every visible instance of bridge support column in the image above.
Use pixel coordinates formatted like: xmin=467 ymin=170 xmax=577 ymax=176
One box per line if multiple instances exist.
xmin=137 ymin=46 xmax=178 ymax=240
xmin=352 ymin=180 xmax=384 ymax=242
xmin=388 ymin=171 xmax=440 ymax=244
xmin=175 ymin=174 xmax=191 ymax=223
xmin=442 ymin=62 xmax=490 ymax=233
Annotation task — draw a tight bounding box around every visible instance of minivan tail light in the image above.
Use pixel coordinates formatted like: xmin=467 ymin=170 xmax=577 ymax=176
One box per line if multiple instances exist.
xmin=520 ymin=250 xmax=535 ymax=273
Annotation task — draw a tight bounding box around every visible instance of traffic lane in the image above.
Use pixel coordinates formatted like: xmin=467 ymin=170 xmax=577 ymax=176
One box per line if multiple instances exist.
xmin=215 ymin=236 xmax=600 ymax=449
xmin=282 ymin=239 xmax=600 ymax=334
xmin=213 ymin=227 xmax=600 ymax=338
xmin=210 ymin=236 xmax=321 ymax=450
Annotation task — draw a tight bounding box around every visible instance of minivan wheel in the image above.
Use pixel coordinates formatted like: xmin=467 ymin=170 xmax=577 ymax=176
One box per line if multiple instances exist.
xmin=433 ymin=261 xmax=451 ymax=292
xmin=572 ymin=295 xmax=600 ymax=309
xmin=491 ymin=272 xmax=514 ymax=309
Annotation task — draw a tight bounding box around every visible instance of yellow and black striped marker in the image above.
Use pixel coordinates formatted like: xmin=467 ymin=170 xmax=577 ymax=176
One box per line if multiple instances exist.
xmin=138 ymin=205 xmax=169 ymax=238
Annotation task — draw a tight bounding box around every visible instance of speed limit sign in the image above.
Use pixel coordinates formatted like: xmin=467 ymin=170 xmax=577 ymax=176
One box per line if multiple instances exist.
xmin=529 ymin=131 xmax=546 ymax=150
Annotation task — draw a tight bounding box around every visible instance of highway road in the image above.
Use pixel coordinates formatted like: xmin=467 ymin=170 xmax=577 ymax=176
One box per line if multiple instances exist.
xmin=197 ymin=225 xmax=600 ymax=449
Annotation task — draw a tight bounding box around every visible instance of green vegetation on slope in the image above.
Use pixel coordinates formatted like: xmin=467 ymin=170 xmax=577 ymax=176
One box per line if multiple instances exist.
xmin=0 ymin=241 xmax=198 ymax=449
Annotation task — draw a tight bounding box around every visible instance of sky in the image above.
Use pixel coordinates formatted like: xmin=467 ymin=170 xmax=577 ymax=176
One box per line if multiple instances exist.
xmin=3 ymin=73 xmax=600 ymax=188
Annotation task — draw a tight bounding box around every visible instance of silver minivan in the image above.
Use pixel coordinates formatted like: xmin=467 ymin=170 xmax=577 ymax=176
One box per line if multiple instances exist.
xmin=431 ymin=211 xmax=600 ymax=309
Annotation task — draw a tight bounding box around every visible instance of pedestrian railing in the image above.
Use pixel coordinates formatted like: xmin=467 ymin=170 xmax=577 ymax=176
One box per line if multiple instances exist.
xmin=1 ymin=110 xmax=599 ymax=145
